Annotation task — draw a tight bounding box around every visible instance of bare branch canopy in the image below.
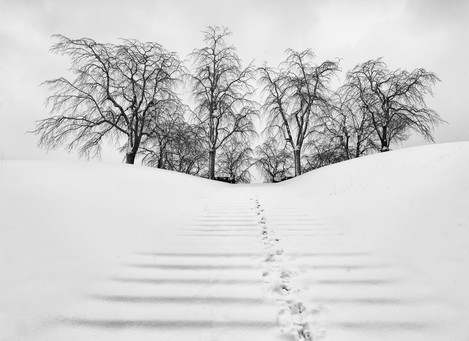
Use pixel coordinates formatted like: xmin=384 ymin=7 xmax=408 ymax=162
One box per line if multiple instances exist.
xmin=34 ymin=35 xmax=184 ymax=164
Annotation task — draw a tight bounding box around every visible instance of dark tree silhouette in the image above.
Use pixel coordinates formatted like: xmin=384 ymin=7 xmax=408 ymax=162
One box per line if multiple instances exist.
xmin=34 ymin=35 xmax=183 ymax=164
xmin=259 ymin=49 xmax=339 ymax=176
xmin=142 ymin=116 xmax=207 ymax=176
xmin=303 ymin=137 xmax=348 ymax=171
xmin=255 ymin=137 xmax=294 ymax=182
xmin=343 ymin=58 xmax=444 ymax=152
xmin=320 ymin=92 xmax=376 ymax=159
xmin=189 ymin=26 xmax=257 ymax=179
xmin=217 ymin=136 xmax=254 ymax=183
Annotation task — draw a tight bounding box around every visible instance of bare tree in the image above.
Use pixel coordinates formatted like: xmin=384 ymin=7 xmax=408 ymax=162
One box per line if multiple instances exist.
xmin=217 ymin=136 xmax=254 ymax=183
xmin=188 ymin=26 xmax=257 ymax=179
xmin=320 ymin=91 xmax=376 ymax=159
xmin=303 ymin=137 xmax=347 ymax=171
xmin=343 ymin=58 xmax=444 ymax=152
xmin=259 ymin=49 xmax=339 ymax=176
xmin=34 ymin=35 xmax=183 ymax=164
xmin=142 ymin=117 xmax=207 ymax=176
xmin=140 ymin=103 xmax=186 ymax=169
xmin=255 ymin=137 xmax=294 ymax=182
xmin=165 ymin=123 xmax=207 ymax=176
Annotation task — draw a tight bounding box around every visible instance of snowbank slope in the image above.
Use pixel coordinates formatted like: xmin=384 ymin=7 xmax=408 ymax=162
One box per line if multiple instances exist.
xmin=1 ymin=142 xmax=468 ymax=340
xmin=285 ymin=142 xmax=469 ymax=294
xmin=0 ymin=161 xmax=225 ymax=340
xmin=280 ymin=142 xmax=469 ymax=335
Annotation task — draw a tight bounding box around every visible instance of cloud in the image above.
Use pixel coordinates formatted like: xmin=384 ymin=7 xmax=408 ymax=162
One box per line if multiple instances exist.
xmin=404 ymin=0 xmax=469 ymax=31
xmin=0 ymin=0 xmax=468 ymax=160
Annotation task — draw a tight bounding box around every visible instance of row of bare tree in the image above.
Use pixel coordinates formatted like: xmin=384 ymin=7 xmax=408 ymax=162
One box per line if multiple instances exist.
xmin=34 ymin=26 xmax=444 ymax=183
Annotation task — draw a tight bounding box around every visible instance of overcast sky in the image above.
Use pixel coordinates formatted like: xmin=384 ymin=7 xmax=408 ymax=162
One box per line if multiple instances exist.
xmin=0 ymin=0 xmax=468 ymax=162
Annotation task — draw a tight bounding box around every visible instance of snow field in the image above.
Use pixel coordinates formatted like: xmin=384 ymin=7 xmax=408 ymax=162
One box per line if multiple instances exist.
xmin=255 ymin=195 xmax=453 ymax=340
xmin=1 ymin=142 xmax=469 ymax=340
xmin=34 ymin=187 xmax=287 ymax=341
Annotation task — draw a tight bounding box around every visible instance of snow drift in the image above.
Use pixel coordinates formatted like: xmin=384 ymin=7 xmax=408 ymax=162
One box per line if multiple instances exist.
xmin=1 ymin=142 xmax=468 ymax=340
xmin=0 ymin=161 xmax=222 ymax=340
xmin=285 ymin=141 xmax=469 ymax=306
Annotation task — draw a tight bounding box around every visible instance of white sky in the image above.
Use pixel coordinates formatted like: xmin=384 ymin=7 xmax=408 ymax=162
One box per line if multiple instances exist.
xmin=0 ymin=0 xmax=468 ymax=162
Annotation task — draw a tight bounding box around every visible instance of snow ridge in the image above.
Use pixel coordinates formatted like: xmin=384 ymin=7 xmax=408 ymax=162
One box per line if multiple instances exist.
xmin=254 ymin=197 xmax=319 ymax=341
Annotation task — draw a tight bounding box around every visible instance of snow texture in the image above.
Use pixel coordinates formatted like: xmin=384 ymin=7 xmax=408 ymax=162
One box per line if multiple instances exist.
xmin=1 ymin=142 xmax=469 ymax=340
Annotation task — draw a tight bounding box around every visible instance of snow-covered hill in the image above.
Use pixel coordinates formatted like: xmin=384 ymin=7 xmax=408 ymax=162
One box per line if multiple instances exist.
xmin=1 ymin=142 xmax=468 ymax=340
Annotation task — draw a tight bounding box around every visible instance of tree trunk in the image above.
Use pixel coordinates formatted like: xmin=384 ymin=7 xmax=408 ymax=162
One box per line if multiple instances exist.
xmin=381 ymin=126 xmax=390 ymax=152
xmin=354 ymin=134 xmax=361 ymax=158
xmin=293 ymin=149 xmax=301 ymax=176
xmin=208 ymin=149 xmax=216 ymax=179
xmin=126 ymin=150 xmax=137 ymax=164
xmin=344 ymin=135 xmax=351 ymax=159
xmin=355 ymin=139 xmax=361 ymax=158
xmin=125 ymin=136 xmax=139 ymax=164
xmin=157 ymin=145 xmax=164 ymax=169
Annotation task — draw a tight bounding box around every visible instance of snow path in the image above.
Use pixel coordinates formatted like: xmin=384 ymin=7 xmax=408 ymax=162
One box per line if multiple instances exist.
xmin=37 ymin=186 xmax=284 ymax=341
xmin=253 ymin=186 xmax=457 ymax=341
xmin=31 ymin=184 xmax=457 ymax=341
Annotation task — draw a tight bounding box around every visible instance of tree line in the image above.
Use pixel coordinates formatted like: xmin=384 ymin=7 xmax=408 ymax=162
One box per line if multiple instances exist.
xmin=34 ymin=26 xmax=444 ymax=183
